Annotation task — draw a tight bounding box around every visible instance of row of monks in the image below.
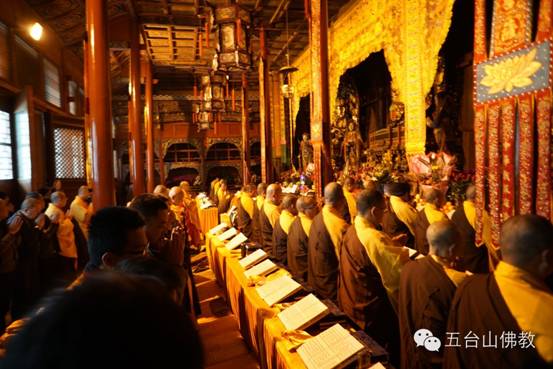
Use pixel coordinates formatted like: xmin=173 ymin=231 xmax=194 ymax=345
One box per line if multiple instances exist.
xmin=232 ymin=179 xmax=553 ymax=369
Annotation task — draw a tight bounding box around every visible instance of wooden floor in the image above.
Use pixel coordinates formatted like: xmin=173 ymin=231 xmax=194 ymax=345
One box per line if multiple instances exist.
xmin=194 ymin=261 xmax=259 ymax=369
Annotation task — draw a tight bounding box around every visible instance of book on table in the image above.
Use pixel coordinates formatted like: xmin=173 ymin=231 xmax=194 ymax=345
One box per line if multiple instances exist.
xmin=209 ymin=223 xmax=228 ymax=235
xmin=217 ymin=227 xmax=238 ymax=242
xmin=277 ymin=293 xmax=330 ymax=331
xmin=297 ymin=323 xmax=365 ymax=369
xmin=256 ymin=275 xmax=302 ymax=307
xmin=225 ymin=233 xmax=248 ymax=250
xmin=243 ymin=259 xmax=278 ymax=279
xmin=239 ymin=249 xmax=268 ymax=269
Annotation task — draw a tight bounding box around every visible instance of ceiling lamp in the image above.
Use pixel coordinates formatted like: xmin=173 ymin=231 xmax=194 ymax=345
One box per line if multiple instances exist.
xmin=29 ymin=22 xmax=43 ymax=41
xmin=213 ymin=4 xmax=251 ymax=71
xmin=278 ymin=8 xmax=298 ymax=99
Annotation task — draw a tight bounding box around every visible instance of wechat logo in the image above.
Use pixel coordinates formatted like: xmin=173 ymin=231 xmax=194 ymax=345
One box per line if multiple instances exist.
xmin=414 ymin=329 xmax=442 ymax=352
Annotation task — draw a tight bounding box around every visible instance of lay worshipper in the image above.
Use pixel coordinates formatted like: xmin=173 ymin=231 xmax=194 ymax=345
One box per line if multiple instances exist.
xmin=450 ymin=184 xmax=494 ymax=273
xmin=70 ymin=185 xmax=93 ymax=240
xmin=272 ymin=195 xmax=298 ymax=265
xmin=382 ymin=182 xmax=417 ymax=247
xmin=216 ymin=180 xmax=232 ymax=215
xmin=236 ymin=184 xmax=260 ymax=242
xmin=414 ymin=188 xmax=447 ymax=255
xmin=256 ymin=182 xmax=268 ymax=211
xmin=260 ymin=184 xmax=282 ymax=255
xmin=308 ymin=182 xmax=349 ymax=300
xmin=343 ymin=177 xmax=358 ymax=220
xmin=338 ymin=189 xmax=409 ymax=363
xmin=45 ymin=191 xmax=78 ymax=283
xmin=287 ymin=195 xmax=318 ymax=281
xmin=444 ymin=214 xmax=553 ymax=369
xmin=399 ymin=220 xmax=468 ymax=369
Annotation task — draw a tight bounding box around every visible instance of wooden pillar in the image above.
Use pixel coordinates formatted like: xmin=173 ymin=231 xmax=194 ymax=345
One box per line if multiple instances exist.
xmin=145 ymin=61 xmax=155 ymax=192
xmin=129 ymin=19 xmax=145 ymax=195
xmin=241 ymin=72 xmax=250 ymax=185
xmin=86 ymin=0 xmax=115 ymax=209
xmin=259 ymin=27 xmax=273 ymax=183
xmin=158 ymin=137 xmax=166 ymax=185
xmin=310 ymin=0 xmax=331 ymax=197
xmin=83 ymin=40 xmax=93 ymax=187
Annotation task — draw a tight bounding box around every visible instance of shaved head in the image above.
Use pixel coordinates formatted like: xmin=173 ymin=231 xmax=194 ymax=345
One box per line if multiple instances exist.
xmin=423 ymin=188 xmax=443 ymax=207
xmin=266 ymin=184 xmax=282 ymax=205
xmin=281 ymin=195 xmax=298 ymax=215
xmin=344 ymin=177 xmax=355 ymax=192
xmin=168 ymin=186 xmax=183 ymax=203
xmin=324 ymin=182 xmax=345 ymax=207
xmin=500 ymin=214 xmax=553 ymax=276
xmin=297 ymin=195 xmax=318 ymax=219
xmin=465 ymin=184 xmax=476 ymax=201
xmin=257 ymin=183 xmax=268 ymax=197
xmin=427 ymin=220 xmax=459 ymax=258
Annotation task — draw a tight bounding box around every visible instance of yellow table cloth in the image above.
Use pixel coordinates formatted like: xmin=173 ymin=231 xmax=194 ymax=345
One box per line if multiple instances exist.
xmin=198 ymin=207 xmax=219 ymax=234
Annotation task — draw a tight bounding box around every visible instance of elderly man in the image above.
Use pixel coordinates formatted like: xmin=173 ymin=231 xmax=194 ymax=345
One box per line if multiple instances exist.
xmin=451 ymin=184 xmax=495 ymax=273
xmin=70 ymin=185 xmax=92 ymax=239
xmin=260 ymin=184 xmax=282 ymax=255
xmin=414 ymin=188 xmax=447 ymax=255
xmin=236 ymin=184 xmax=260 ymax=242
xmin=383 ymin=182 xmax=417 ymax=247
xmin=399 ymin=220 xmax=467 ymax=369
xmin=272 ymin=195 xmax=298 ymax=265
xmin=444 ymin=215 xmax=553 ymax=369
xmin=338 ymin=189 xmax=409 ymax=363
xmin=287 ymin=195 xmax=318 ymax=281
xmin=308 ymin=182 xmax=349 ymax=300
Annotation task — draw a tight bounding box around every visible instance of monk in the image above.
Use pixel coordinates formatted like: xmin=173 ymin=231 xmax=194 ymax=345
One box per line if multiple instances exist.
xmin=236 ymin=184 xmax=260 ymax=242
xmin=338 ymin=189 xmax=409 ymax=363
xmin=343 ymin=177 xmax=358 ymax=220
xmin=399 ymin=220 xmax=467 ymax=369
xmin=451 ymin=184 xmax=496 ymax=273
xmin=256 ymin=183 xmax=267 ymax=211
xmin=307 ymin=182 xmax=349 ymax=301
xmin=414 ymin=188 xmax=447 ymax=255
xmin=179 ymin=181 xmax=202 ymax=247
xmin=272 ymin=195 xmax=298 ymax=265
xmin=287 ymin=195 xmax=318 ymax=281
xmin=444 ymin=215 xmax=553 ymax=369
xmin=216 ymin=180 xmax=231 ymax=215
xmin=383 ymin=182 xmax=417 ymax=247
xmin=259 ymin=184 xmax=282 ymax=255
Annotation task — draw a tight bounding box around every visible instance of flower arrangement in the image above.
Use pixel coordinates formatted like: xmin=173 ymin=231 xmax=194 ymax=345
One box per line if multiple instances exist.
xmin=446 ymin=169 xmax=475 ymax=204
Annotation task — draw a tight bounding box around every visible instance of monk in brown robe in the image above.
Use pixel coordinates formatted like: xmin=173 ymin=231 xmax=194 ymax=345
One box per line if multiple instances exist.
xmin=259 ymin=184 xmax=281 ymax=255
xmin=343 ymin=177 xmax=358 ymax=220
xmin=444 ymin=215 xmax=553 ymax=369
xmin=272 ymin=195 xmax=298 ymax=265
xmin=256 ymin=183 xmax=267 ymax=212
xmin=414 ymin=188 xmax=447 ymax=255
xmin=287 ymin=195 xmax=318 ymax=281
xmin=308 ymin=182 xmax=349 ymax=301
xmin=338 ymin=189 xmax=409 ymax=365
xmin=236 ymin=184 xmax=260 ymax=242
xmin=216 ymin=181 xmax=231 ymax=215
xmin=399 ymin=220 xmax=467 ymax=369
xmin=383 ymin=182 xmax=417 ymax=247
xmin=451 ymin=184 xmax=494 ymax=273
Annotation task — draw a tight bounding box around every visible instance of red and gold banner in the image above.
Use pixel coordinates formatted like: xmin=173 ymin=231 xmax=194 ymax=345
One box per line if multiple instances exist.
xmin=487 ymin=104 xmax=501 ymax=247
xmin=518 ymin=95 xmax=534 ymax=214
xmin=490 ymin=0 xmax=532 ymax=56
xmin=536 ymin=90 xmax=552 ymax=219
xmin=474 ymin=106 xmax=487 ymax=243
xmin=500 ymin=101 xmax=516 ymax=220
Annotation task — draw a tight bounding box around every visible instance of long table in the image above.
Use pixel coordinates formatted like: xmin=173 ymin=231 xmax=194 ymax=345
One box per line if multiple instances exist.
xmin=205 ymin=232 xmax=308 ymax=369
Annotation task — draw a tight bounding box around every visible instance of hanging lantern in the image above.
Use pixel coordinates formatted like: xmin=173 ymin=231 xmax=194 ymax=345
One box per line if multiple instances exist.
xmin=214 ymin=4 xmax=251 ymax=71
xmin=210 ymin=71 xmax=226 ymax=112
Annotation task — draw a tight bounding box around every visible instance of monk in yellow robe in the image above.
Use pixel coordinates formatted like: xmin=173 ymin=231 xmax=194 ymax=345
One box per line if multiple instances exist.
xmin=236 ymin=184 xmax=260 ymax=242
xmin=287 ymin=195 xmax=318 ymax=281
xmin=256 ymin=183 xmax=267 ymax=211
xmin=414 ymin=188 xmax=447 ymax=255
xmin=179 ymin=181 xmax=202 ymax=246
xmin=444 ymin=215 xmax=553 ymax=369
xmin=338 ymin=189 xmax=409 ymax=363
xmin=272 ymin=195 xmax=298 ymax=265
xmin=343 ymin=177 xmax=358 ymax=220
xmin=259 ymin=184 xmax=282 ymax=255
xmin=216 ymin=181 xmax=231 ymax=215
xmin=308 ymin=182 xmax=349 ymax=301
xmin=383 ymin=182 xmax=417 ymax=247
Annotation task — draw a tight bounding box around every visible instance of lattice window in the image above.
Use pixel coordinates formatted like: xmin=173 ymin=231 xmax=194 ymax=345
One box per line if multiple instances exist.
xmin=53 ymin=127 xmax=85 ymax=179
xmin=0 ymin=111 xmax=13 ymax=179
xmin=44 ymin=58 xmax=61 ymax=107
xmin=164 ymin=143 xmax=200 ymax=162
xmin=206 ymin=142 xmax=240 ymax=161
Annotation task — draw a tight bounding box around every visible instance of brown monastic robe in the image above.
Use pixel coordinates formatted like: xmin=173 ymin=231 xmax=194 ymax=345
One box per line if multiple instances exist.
xmin=399 ymin=256 xmax=457 ymax=369
xmin=259 ymin=205 xmax=274 ymax=255
xmin=236 ymin=199 xmax=261 ymax=243
xmin=414 ymin=209 xmax=431 ymax=255
xmin=450 ymin=205 xmax=488 ymax=273
xmin=307 ymin=213 xmax=339 ymax=301
xmin=443 ymin=275 xmax=551 ymax=369
xmin=382 ymin=207 xmax=415 ymax=247
xmin=272 ymin=220 xmax=288 ymax=265
xmin=287 ymin=217 xmax=308 ymax=281
xmin=338 ymin=225 xmax=399 ymax=359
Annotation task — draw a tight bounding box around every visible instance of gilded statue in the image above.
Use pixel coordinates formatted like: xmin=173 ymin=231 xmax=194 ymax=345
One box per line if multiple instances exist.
xmin=342 ymin=119 xmax=364 ymax=175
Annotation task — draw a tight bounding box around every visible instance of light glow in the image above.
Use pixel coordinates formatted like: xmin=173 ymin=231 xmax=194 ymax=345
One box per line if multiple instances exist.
xmin=29 ymin=22 xmax=43 ymax=41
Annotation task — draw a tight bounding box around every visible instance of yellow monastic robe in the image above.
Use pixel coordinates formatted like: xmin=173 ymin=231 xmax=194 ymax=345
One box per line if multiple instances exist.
xmin=240 ymin=192 xmax=255 ymax=219
xmin=354 ymin=216 xmax=410 ymax=310
xmin=343 ymin=189 xmax=357 ymax=218
xmin=389 ymin=195 xmax=418 ymax=236
xmin=424 ymin=203 xmax=448 ymax=224
xmin=263 ymin=200 xmax=280 ymax=228
xmin=298 ymin=212 xmax=313 ymax=238
xmin=279 ymin=210 xmax=296 ymax=235
xmin=495 ymin=261 xmax=553 ymax=363
xmin=256 ymin=195 xmax=264 ymax=211
xmin=322 ymin=205 xmax=348 ymax=259
xmin=429 ymin=254 xmax=468 ymax=287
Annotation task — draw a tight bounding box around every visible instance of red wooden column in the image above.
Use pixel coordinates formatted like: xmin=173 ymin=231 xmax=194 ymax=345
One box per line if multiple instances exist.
xmin=129 ymin=19 xmax=145 ymax=195
xmin=310 ymin=0 xmax=331 ymax=197
xmin=241 ymin=72 xmax=250 ymax=185
xmin=85 ymin=0 xmax=115 ymax=209
xmin=258 ymin=26 xmax=273 ymax=183
xmin=145 ymin=61 xmax=155 ymax=192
